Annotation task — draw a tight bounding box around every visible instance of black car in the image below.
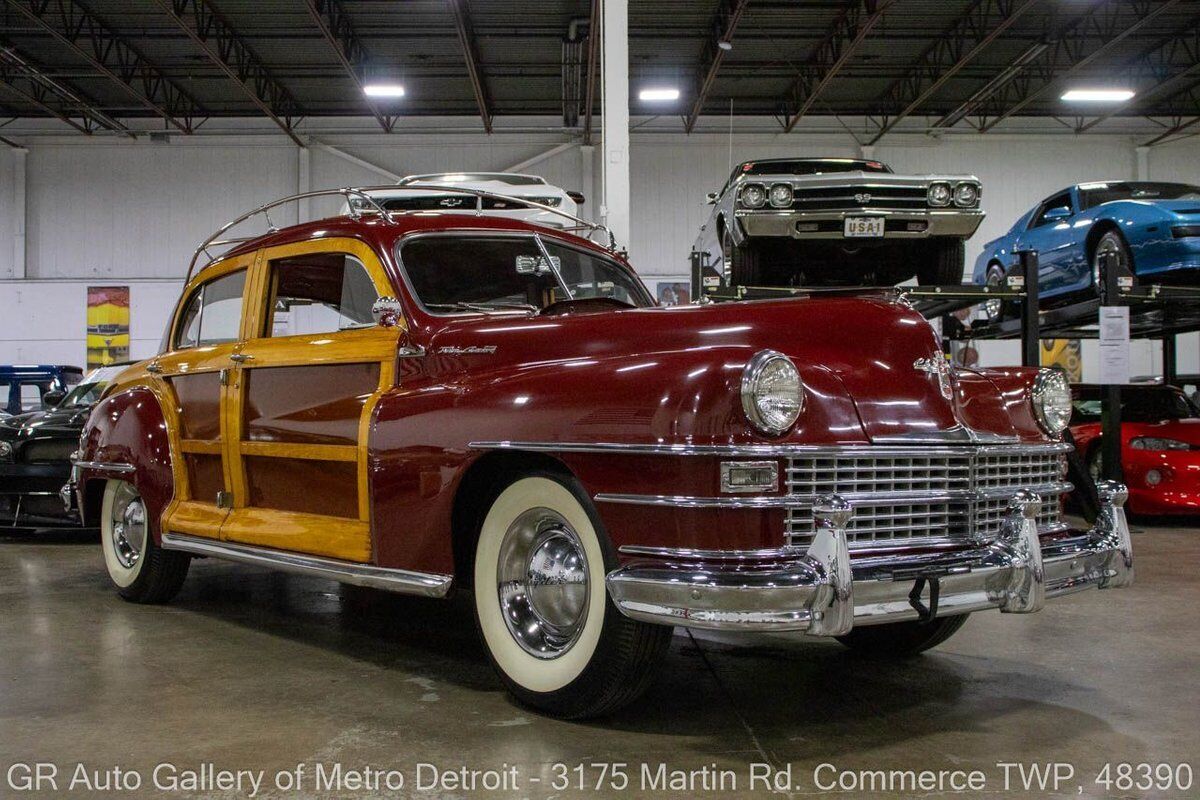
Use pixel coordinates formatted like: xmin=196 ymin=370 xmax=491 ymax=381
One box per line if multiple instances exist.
xmin=0 ymin=366 xmax=122 ymax=527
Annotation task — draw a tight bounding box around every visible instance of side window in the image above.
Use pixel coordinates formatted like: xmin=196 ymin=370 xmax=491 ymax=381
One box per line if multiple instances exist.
xmin=542 ymin=242 xmax=648 ymax=306
xmin=173 ymin=270 xmax=247 ymax=350
xmin=264 ymin=253 xmax=380 ymax=338
xmin=1030 ymin=193 xmax=1073 ymax=228
xmin=19 ymin=382 xmax=47 ymax=412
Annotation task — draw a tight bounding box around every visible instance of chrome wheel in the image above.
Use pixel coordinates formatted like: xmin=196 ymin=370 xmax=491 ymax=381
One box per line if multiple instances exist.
xmin=1092 ymin=232 xmax=1128 ymax=289
xmin=983 ymin=266 xmax=1005 ymax=321
xmin=108 ymin=482 xmax=146 ymax=570
xmin=496 ymin=508 xmax=589 ymax=659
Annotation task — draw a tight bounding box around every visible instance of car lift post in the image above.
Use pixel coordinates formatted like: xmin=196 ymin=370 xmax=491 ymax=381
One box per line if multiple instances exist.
xmin=1163 ymin=334 xmax=1177 ymax=386
xmin=1099 ymin=250 xmax=1124 ymax=483
xmin=1017 ymin=249 xmax=1039 ymax=368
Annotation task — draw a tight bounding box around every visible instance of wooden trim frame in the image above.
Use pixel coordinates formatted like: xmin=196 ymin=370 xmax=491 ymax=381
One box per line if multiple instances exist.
xmin=218 ymin=237 xmax=402 ymax=563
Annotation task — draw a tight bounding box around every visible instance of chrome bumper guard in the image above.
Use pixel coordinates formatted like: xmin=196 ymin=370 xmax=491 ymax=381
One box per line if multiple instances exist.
xmin=605 ymin=481 xmax=1134 ymax=634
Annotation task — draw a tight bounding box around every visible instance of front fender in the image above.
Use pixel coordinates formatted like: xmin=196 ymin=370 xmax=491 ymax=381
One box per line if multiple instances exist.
xmin=77 ymin=385 xmax=174 ymax=541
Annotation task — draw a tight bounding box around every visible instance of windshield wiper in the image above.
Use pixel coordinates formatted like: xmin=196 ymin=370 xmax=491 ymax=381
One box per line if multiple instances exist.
xmin=427 ymin=301 xmax=538 ymax=314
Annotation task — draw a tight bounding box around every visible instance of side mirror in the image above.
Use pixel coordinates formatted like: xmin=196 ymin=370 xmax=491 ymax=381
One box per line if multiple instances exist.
xmin=371 ymin=296 xmax=404 ymax=328
xmin=1044 ymin=206 xmax=1072 ymax=222
xmin=42 ymin=390 xmax=66 ymax=409
xmin=567 ymin=191 xmax=585 ymax=205
xmin=706 ymin=192 xmax=720 ymax=205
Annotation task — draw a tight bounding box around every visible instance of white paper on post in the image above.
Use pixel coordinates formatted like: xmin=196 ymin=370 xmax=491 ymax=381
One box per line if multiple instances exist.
xmin=1098 ymin=306 xmax=1130 ymax=385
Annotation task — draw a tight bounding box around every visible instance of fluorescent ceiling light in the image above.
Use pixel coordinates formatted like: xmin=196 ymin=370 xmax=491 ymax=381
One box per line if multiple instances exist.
xmin=639 ymin=87 xmax=680 ymax=102
xmin=364 ymin=84 xmax=406 ymax=98
xmin=1061 ymin=88 xmax=1135 ymax=103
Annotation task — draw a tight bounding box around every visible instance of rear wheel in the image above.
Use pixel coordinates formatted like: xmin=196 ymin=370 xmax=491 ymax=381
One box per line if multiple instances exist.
xmin=836 ymin=614 xmax=968 ymax=657
xmin=917 ymin=238 xmax=966 ymax=286
xmin=982 ymin=263 xmax=1007 ymax=323
xmin=472 ymin=472 xmax=671 ymax=719
xmin=101 ymin=479 xmax=190 ymax=604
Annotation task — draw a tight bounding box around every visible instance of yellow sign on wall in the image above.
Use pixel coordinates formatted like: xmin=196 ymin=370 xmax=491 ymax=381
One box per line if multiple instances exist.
xmin=1041 ymin=339 xmax=1081 ymax=382
xmin=87 ymin=286 xmax=130 ymax=368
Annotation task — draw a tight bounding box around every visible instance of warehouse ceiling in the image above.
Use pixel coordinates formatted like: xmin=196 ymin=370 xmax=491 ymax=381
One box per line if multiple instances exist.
xmin=0 ymin=0 xmax=1198 ymax=145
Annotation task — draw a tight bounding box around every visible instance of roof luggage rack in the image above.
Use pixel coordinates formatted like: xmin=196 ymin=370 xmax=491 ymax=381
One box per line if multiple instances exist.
xmin=187 ymin=185 xmax=618 ymax=284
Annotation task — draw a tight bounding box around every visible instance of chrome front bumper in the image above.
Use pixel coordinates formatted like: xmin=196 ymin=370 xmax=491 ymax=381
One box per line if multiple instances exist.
xmin=734 ymin=208 xmax=984 ymax=240
xmin=605 ymin=482 xmax=1134 ymax=634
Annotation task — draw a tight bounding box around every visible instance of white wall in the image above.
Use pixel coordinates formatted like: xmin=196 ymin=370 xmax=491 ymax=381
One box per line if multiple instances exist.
xmin=2 ymin=127 xmax=1198 ymax=376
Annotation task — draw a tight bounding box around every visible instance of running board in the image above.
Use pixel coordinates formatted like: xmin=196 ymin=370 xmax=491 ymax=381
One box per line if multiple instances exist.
xmin=160 ymin=532 xmax=453 ymax=598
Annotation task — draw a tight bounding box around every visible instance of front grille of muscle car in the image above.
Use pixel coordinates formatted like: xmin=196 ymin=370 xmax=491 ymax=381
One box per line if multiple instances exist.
xmin=786 ymin=185 xmax=929 ymax=211
xmin=783 ymin=447 xmax=1066 ymax=550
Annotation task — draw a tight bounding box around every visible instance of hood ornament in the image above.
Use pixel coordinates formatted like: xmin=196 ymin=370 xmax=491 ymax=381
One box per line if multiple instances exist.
xmin=913 ymin=355 xmax=954 ymax=399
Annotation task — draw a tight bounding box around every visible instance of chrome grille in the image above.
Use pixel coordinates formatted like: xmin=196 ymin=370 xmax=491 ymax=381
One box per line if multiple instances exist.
xmin=784 ymin=445 xmax=1068 ymax=550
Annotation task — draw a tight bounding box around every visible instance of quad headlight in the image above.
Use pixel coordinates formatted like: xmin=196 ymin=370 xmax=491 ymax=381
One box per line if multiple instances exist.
xmin=741 ymin=350 xmax=803 ymax=435
xmin=768 ymin=183 xmax=794 ymax=208
xmin=952 ymin=182 xmax=980 ymax=208
xmin=1031 ymin=368 xmax=1071 ymax=435
xmin=927 ymin=182 xmax=952 ymax=207
xmin=739 ymin=183 xmax=767 ymax=209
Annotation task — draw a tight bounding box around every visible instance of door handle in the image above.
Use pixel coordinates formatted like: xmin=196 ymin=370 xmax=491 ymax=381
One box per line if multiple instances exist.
xmin=229 ymin=354 xmax=254 ymax=363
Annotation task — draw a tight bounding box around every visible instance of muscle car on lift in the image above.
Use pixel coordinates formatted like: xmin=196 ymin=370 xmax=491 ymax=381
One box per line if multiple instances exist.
xmin=1 ymin=366 xmax=120 ymax=527
xmin=974 ymin=181 xmax=1200 ymax=321
xmin=694 ymin=158 xmax=984 ymax=291
xmin=71 ymin=186 xmax=1132 ymax=719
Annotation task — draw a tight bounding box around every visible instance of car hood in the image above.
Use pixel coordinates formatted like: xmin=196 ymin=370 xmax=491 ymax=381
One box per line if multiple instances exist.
xmin=1123 ymin=418 xmax=1200 ymax=443
xmin=0 ymin=404 xmax=92 ymax=440
xmin=737 ymin=171 xmax=974 ymax=187
xmin=426 ymin=297 xmax=1034 ymax=444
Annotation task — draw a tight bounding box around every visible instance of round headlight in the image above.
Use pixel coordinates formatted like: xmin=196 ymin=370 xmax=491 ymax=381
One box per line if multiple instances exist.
xmin=953 ymin=182 xmax=979 ymax=207
xmin=741 ymin=350 xmax=803 ymax=435
xmin=1031 ymin=368 xmax=1071 ymax=435
xmin=768 ymin=183 xmax=793 ymax=208
xmin=927 ymin=182 xmax=952 ymax=207
xmin=739 ymin=183 xmax=767 ymax=209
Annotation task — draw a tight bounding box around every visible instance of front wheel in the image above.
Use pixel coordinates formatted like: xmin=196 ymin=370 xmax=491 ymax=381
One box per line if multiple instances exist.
xmin=917 ymin=238 xmax=966 ymax=286
xmin=722 ymin=225 xmax=761 ymax=287
xmin=836 ymin=614 xmax=968 ymax=657
xmin=101 ymin=479 xmax=190 ymax=603
xmin=1091 ymin=230 xmax=1134 ymax=293
xmin=472 ymin=473 xmax=671 ymax=719
xmin=982 ymin=263 xmax=1008 ymax=324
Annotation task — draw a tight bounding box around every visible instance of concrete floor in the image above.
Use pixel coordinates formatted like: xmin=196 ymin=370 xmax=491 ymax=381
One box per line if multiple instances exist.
xmin=1 ymin=523 xmax=1196 ymax=800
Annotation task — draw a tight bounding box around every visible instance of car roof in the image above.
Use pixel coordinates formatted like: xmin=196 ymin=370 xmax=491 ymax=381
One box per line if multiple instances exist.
xmin=0 ymin=365 xmax=83 ymax=377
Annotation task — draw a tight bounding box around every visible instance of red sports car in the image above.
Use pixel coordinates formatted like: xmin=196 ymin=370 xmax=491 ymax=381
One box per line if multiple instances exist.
xmin=1071 ymin=384 xmax=1200 ymax=515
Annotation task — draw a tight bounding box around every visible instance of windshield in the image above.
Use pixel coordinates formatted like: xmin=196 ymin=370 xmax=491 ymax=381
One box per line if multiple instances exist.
xmin=398 ymin=173 xmax=545 ymax=187
xmin=1078 ymin=182 xmax=1200 ymax=210
xmin=399 ymin=235 xmax=652 ymax=313
xmin=57 ymin=380 xmax=108 ymax=408
xmin=1071 ymin=387 xmax=1200 ymax=423
xmin=736 ymin=159 xmax=891 ymax=178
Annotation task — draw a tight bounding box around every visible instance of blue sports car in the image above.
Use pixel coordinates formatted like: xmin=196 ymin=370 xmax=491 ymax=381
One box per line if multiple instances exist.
xmin=973 ymin=181 xmax=1200 ymax=317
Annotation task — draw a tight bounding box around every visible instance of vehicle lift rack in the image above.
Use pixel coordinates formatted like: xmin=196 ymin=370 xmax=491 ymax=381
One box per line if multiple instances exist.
xmin=692 ymin=249 xmax=1200 ymax=522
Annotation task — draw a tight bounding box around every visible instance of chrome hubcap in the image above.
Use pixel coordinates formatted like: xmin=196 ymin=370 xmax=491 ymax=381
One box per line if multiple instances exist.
xmin=497 ymin=508 xmax=589 ymax=659
xmin=109 ymin=483 xmax=146 ymax=570
xmin=984 ymin=269 xmax=1004 ymax=320
xmin=1093 ymin=236 xmax=1125 ymax=288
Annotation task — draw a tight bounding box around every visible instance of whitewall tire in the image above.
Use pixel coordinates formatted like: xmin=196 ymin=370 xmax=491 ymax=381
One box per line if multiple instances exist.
xmin=472 ymin=471 xmax=671 ymax=718
xmin=100 ymin=479 xmax=190 ymax=603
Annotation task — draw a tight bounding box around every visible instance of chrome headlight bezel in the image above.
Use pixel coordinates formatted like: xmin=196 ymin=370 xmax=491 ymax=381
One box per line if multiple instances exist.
xmin=927 ymin=182 xmax=952 ymax=207
xmin=952 ymin=181 xmax=980 ymax=208
xmin=768 ymin=183 xmax=794 ymax=208
xmin=1031 ymin=368 xmax=1071 ymax=436
xmin=738 ymin=183 xmax=767 ymax=209
xmin=740 ymin=350 xmax=804 ymax=436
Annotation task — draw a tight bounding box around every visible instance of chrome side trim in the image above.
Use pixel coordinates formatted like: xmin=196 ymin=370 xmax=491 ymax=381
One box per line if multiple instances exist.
xmin=71 ymin=460 xmax=136 ymax=474
xmin=160 ymin=533 xmax=453 ymax=598
xmin=594 ymin=482 xmax=1072 ymax=509
xmin=471 ymin=440 xmax=1071 ymax=458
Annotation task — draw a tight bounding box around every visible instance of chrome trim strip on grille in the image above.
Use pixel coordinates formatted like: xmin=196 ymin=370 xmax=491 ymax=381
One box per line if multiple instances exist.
xmin=471 ymin=440 xmax=1071 ymax=458
xmin=160 ymin=532 xmax=453 ymax=597
xmin=594 ymin=482 xmax=1072 ymax=509
xmin=619 ymin=545 xmax=799 ymax=560
xmin=70 ymin=460 xmax=136 ymax=474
